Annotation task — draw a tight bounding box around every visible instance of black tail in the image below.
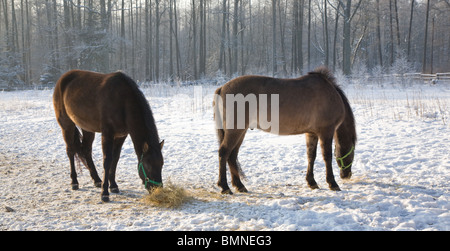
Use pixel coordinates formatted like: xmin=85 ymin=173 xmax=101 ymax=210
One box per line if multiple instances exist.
xmin=73 ymin=127 xmax=88 ymax=170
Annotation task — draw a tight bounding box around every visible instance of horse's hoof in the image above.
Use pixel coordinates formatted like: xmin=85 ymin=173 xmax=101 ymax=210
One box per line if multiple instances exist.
xmin=110 ymin=187 xmax=120 ymax=194
xmin=221 ymin=189 xmax=233 ymax=195
xmin=330 ymin=186 xmax=341 ymax=191
xmin=101 ymin=195 xmax=110 ymax=203
xmin=308 ymin=184 xmax=320 ymax=190
xmin=72 ymin=184 xmax=79 ymax=190
xmin=94 ymin=182 xmax=102 ymax=188
xmin=237 ymin=186 xmax=248 ymax=193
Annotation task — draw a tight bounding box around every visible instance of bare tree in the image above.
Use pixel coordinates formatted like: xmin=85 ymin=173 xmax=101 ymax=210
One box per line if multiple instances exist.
xmin=328 ymin=0 xmax=363 ymax=75
xmin=422 ymin=0 xmax=430 ymax=73
xmin=407 ymin=0 xmax=415 ymax=61
xmin=232 ymin=0 xmax=239 ymax=75
xmin=218 ymin=0 xmax=227 ymax=73
xmin=292 ymin=0 xmax=304 ymax=74
xmin=272 ymin=0 xmax=277 ymax=76
xmin=1 ymin=0 xmax=449 ymax=86
xmin=376 ymin=0 xmax=383 ymax=67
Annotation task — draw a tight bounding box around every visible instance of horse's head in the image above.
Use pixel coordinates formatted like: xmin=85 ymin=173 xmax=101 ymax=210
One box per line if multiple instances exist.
xmin=138 ymin=140 xmax=164 ymax=191
xmin=336 ymin=145 xmax=354 ymax=179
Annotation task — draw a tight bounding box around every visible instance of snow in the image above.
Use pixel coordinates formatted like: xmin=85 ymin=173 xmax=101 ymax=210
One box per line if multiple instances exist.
xmin=1 ymin=81 xmax=449 ymax=231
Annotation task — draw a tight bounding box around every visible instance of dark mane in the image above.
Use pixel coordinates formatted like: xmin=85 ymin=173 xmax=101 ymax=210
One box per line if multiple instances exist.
xmin=114 ymin=72 xmax=161 ymax=148
xmin=308 ymin=66 xmax=337 ymax=87
xmin=309 ymin=67 xmax=357 ymax=144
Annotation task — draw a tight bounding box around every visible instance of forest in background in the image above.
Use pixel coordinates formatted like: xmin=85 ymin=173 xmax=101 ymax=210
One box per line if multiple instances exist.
xmin=0 ymin=0 xmax=449 ymax=87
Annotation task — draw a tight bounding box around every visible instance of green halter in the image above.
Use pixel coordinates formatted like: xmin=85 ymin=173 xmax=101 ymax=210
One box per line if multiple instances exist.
xmin=139 ymin=154 xmax=163 ymax=187
xmin=337 ymin=145 xmax=354 ymax=170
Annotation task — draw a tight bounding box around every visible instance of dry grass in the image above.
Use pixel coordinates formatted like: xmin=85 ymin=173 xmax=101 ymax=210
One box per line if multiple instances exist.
xmin=141 ymin=181 xmax=192 ymax=208
xmin=350 ymin=87 xmax=449 ymax=125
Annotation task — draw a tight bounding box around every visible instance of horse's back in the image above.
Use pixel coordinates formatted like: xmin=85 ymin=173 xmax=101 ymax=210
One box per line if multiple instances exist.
xmin=54 ymin=70 xmax=132 ymax=133
xmin=217 ymin=72 xmax=346 ymax=135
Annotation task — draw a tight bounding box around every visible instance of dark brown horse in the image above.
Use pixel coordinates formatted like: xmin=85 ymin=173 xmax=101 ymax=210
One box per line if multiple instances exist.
xmin=213 ymin=67 xmax=356 ymax=194
xmin=53 ymin=70 xmax=164 ymax=202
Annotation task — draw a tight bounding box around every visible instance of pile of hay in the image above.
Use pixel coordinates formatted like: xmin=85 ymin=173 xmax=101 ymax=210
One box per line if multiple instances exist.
xmin=142 ymin=182 xmax=191 ymax=208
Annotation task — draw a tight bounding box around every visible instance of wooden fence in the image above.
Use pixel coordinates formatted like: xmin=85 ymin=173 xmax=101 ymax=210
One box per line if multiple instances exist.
xmin=1 ymin=72 xmax=450 ymax=91
xmin=403 ymin=72 xmax=450 ymax=84
xmin=352 ymin=72 xmax=450 ymax=85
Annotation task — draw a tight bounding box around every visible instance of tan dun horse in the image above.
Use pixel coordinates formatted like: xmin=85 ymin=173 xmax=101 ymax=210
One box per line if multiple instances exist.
xmin=213 ymin=67 xmax=356 ymax=194
xmin=53 ymin=70 xmax=164 ymax=202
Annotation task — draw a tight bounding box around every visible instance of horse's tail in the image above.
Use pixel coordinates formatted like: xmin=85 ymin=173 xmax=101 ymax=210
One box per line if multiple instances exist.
xmin=213 ymin=86 xmax=225 ymax=145
xmin=73 ymin=126 xmax=88 ymax=171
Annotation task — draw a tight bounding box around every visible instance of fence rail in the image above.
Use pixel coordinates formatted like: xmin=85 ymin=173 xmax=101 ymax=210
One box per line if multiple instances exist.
xmin=403 ymin=72 xmax=450 ymax=83
xmin=2 ymin=72 xmax=450 ymax=91
xmin=355 ymin=72 xmax=450 ymax=85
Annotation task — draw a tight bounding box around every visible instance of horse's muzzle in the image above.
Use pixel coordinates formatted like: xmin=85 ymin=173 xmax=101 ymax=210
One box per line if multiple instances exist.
xmin=145 ymin=182 xmax=163 ymax=192
xmin=340 ymin=170 xmax=352 ymax=179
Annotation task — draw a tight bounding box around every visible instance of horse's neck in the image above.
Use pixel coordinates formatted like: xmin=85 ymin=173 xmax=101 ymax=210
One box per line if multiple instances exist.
xmin=128 ymin=119 xmax=158 ymax=157
xmin=126 ymin=93 xmax=160 ymax=158
xmin=334 ymin=117 xmax=356 ymax=150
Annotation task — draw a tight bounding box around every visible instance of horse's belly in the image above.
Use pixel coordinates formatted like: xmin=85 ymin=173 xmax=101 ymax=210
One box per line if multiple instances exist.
xmin=66 ymin=108 xmax=102 ymax=133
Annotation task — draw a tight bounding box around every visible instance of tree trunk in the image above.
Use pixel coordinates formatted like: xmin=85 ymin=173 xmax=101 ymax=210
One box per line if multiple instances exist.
xmin=173 ymin=0 xmax=182 ymax=78
xmin=192 ymin=0 xmax=198 ymax=79
xmin=278 ymin=0 xmax=287 ymax=75
xmin=332 ymin=1 xmax=340 ymax=72
xmin=422 ymin=0 xmax=430 ymax=73
xmin=169 ymin=0 xmax=174 ymax=79
xmin=393 ymin=0 xmax=400 ymax=48
xmin=272 ymin=0 xmax=277 ymax=76
xmin=120 ymin=0 xmax=126 ymax=70
xmin=145 ymin=0 xmax=150 ymax=79
xmin=307 ymin=0 xmax=311 ymax=70
xmin=155 ymin=0 xmax=160 ymax=80
xmin=323 ymin=0 xmax=329 ymax=67
xmin=342 ymin=0 xmax=351 ymax=75
xmin=232 ymin=0 xmax=239 ymax=75
xmin=407 ymin=0 xmax=414 ymax=60
xmin=218 ymin=0 xmax=227 ymax=73
xmin=376 ymin=0 xmax=383 ymax=67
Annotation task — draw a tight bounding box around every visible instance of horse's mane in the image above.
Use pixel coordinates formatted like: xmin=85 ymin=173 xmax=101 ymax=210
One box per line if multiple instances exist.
xmin=309 ymin=67 xmax=357 ymax=144
xmin=308 ymin=66 xmax=338 ymax=87
xmin=114 ymin=72 xmax=161 ymax=148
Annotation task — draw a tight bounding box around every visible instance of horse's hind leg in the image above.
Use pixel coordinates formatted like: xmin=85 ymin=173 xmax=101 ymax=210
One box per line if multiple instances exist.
xmin=228 ymin=134 xmax=248 ymax=193
xmin=305 ymin=133 xmax=319 ymax=189
xmin=218 ymin=145 xmax=232 ymax=194
xmin=58 ymin=121 xmax=79 ymax=190
xmin=81 ymin=130 xmax=102 ymax=188
xmin=218 ymin=129 xmax=247 ymax=194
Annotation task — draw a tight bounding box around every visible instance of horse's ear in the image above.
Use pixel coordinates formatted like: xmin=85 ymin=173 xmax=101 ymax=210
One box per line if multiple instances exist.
xmin=160 ymin=140 xmax=164 ymax=150
xmin=143 ymin=142 xmax=149 ymax=153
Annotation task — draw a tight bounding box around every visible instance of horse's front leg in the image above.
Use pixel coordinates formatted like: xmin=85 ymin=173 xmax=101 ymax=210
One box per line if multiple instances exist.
xmin=109 ymin=136 xmax=127 ymax=194
xmin=320 ymin=135 xmax=340 ymax=191
xmin=101 ymin=131 xmax=114 ymax=202
xmin=305 ymin=133 xmax=319 ymax=189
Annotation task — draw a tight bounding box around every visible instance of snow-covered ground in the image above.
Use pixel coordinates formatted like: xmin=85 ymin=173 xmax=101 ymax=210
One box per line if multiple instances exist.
xmin=1 ymin=80 xmax=449 ymax=231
